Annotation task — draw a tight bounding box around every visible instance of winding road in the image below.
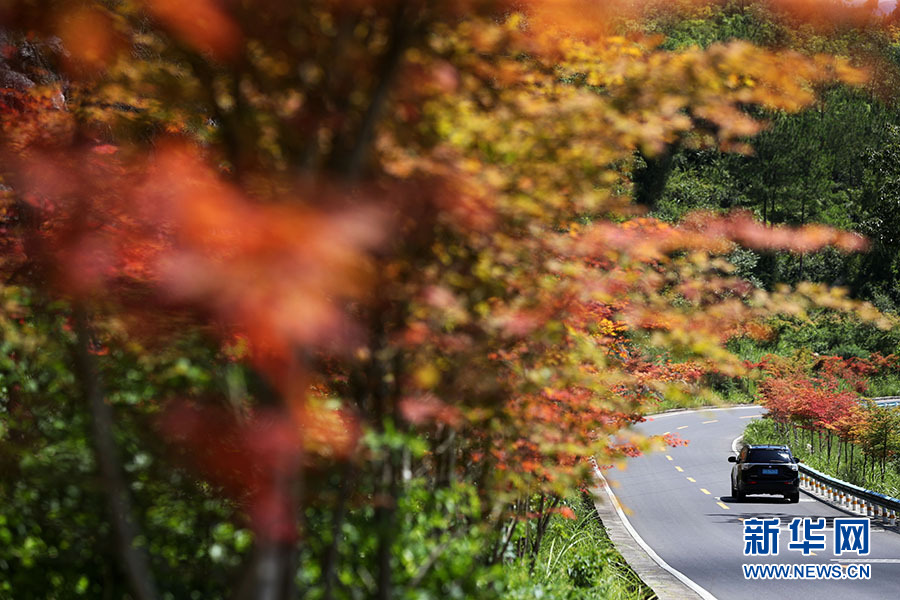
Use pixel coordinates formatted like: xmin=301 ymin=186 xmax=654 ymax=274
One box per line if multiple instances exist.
xmin=602 ymin=405 xmax=900 ymax=599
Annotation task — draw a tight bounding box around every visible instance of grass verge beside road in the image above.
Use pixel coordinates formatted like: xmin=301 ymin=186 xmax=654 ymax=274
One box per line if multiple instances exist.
xmin=503 ymin=495 xmax=654 ymax=600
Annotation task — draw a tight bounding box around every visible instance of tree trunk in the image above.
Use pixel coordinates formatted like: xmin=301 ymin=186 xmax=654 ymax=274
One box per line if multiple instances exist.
xmin=375 ymin=453 xmax=398 ymax=600
xmin=322 ymin=464 xmax=353 ymax=600
xmin=849 ymin=442 xmax=854 ymax=475
xmin=835 ymin=438 xmax=842 ymax=473
xmin=337 ymin=1 xmax=414 ymax=180
xmin=862 ymin=452 xmax=867 ymax=485
xmin=530 ymin=495 xmax=560 ymax=572
xmin=528 ymin=494 xmax=545 ymax=572
xmin=73 ymin=310 xmax=159 ymax=600
xmin=633 ymin=147 xmax=676 ymax=211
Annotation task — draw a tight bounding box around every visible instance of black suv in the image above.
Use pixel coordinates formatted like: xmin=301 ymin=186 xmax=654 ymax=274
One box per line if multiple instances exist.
xmin=729 ymin=444 xmax=800 ymax=502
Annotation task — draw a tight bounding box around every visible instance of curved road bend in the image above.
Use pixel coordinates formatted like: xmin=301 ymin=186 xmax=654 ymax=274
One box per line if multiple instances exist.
xmin=602 ymin=405 xmax=900 ymax=600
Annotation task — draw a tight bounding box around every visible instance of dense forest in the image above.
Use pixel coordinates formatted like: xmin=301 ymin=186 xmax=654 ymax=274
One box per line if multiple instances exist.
xmin=1 ymin=1 xmax=899 ymax=600
xmin=633 ymin=1 xmax=900 ymax=315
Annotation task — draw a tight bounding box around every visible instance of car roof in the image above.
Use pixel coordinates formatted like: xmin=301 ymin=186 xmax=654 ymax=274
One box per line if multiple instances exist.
xmin=747 ymin=444 xmax=791 ymax=451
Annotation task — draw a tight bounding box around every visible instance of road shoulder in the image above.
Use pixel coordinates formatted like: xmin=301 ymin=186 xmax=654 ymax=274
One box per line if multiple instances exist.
xmin=588 ymin=470 xmax=708 ymax=600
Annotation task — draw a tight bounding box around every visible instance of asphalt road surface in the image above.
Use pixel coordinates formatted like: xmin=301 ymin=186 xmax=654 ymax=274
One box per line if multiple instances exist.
xmin=602 ymin=405 xmax=900 ymax=600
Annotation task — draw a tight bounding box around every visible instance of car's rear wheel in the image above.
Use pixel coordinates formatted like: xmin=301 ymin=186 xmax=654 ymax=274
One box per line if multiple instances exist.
xmin=787 ymin=492 xmax=799 ymax=503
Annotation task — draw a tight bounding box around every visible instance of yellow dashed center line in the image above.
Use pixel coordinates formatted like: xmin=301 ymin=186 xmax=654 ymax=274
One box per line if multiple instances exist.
xmin=666 ymin=455 xmax=673 ymax=461
xmin=677 ymin=425 xmax=689 ymax=430
xmin=700 ymin=488 xmax=711 ymax=495
xmin=702 ymin=420 xmax=718 ymax=424
xmin=686 ymin=477 xmax=696 ymax=482
xmin=717 ymin=501 xmax=730 ymax=510
xmin=663 ymin=431 xmax=670 ymax=436
xmin=675 ymin=466 xmax=683 ymax=472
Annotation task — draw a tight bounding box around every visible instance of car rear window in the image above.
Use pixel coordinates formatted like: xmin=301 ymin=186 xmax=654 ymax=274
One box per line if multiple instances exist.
xmin=747 ymin=449 xmax=792 ymax=463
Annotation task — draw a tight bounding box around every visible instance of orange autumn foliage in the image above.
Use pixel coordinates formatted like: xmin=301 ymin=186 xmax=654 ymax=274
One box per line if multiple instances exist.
xmin=0 ymin=0 xmax=891 ymax=536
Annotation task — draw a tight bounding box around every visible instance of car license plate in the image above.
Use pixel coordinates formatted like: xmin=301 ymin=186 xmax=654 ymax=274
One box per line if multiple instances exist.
xmin=762 ymin=468 xmax=778 ymax=475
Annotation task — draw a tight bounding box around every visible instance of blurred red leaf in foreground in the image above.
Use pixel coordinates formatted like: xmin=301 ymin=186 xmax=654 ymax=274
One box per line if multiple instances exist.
xmin=161 ymin=403 xmax=301 ymax=541
xmin=144 ymin=0 xmax=243 ymax=59
xmin=11 ymin=141 xmax=385 ymax=385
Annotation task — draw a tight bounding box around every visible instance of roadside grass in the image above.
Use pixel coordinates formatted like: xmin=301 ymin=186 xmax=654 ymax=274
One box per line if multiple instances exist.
xmin=742 ymin=418 xmax=900 ymax=498
xmin=726 ymin=337 xmax=772 ymax=364
xmin=503 ymin=495 xmax=654 ymax=600
xmin=649 ymin=385 xmax=755 ymax=414
xmin=649 ymin=395 xmax=715 ymax=414
xmin=865 ymin=373 xmax=900 ymax=398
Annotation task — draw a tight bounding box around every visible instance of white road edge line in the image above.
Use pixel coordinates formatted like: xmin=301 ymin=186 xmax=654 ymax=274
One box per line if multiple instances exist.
xmin=593 ymin=464 xmax=719 ymax=600
xmin=831 ymin=558 xmax=900 ymax=563
xmin=648 ymin=405 xmax=760 ymax=419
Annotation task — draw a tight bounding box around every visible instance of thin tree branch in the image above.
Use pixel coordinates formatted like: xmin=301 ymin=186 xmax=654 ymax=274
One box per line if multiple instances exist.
xmin=409 ymin=526 xmax=467 ymax=588
xmin=490 ymin=517 xmax=518 ymax=565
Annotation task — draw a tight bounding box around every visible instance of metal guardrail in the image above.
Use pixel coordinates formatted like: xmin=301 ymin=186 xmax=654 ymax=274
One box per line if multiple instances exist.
xmin=799 ymin=463 xmax=900 ymax=524
xmin=871 ymin=396 xmax=900 ymax=408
